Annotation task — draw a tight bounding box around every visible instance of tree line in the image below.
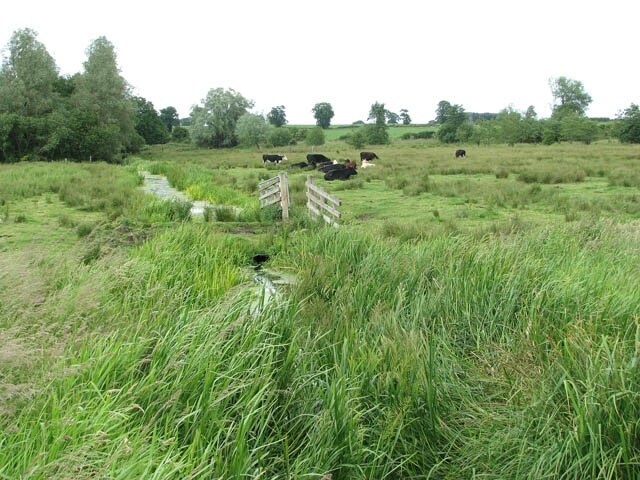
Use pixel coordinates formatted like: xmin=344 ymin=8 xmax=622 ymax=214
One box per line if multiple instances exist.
xmin=2 ymin=29 xmax=639 ymax=164
xmin=0 ymin=29 xmax=185 ymax=163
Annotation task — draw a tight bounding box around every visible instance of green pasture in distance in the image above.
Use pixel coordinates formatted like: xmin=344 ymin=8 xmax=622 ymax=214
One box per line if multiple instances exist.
xmin=288 ymin=123 xmax=437 ymax=140
xmin=138 ymin=141 xmax=640 ymax=231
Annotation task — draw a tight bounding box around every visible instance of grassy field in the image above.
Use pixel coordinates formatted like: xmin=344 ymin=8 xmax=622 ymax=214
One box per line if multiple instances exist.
xmin=289 ymin=124 xmax=436 ymax=141
xmin=1 ymin=139 xmax=639 ymax=478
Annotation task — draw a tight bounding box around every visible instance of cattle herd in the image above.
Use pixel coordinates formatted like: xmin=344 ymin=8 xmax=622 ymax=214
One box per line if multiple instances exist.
xmin=262 ymin=149 xmax=467 ymax=181
xmin=261 ymin=152 xmax=379 ymax=181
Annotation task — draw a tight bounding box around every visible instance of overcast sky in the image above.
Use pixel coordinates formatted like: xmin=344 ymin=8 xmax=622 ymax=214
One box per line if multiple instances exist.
xmin=2 ymin=0 xmax=639 ymax=124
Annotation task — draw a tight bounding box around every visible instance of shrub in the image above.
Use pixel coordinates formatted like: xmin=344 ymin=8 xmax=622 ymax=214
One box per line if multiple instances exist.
xmin=400 ymin=130 xmax=435 ymax=140
xmin=76 ymin=223 xmax=94 ymax=238
xmin=305 ymin=127 xmax=325 ymax=146
xmin=269 ymin=127 xmax=293 ymax=147
xmin=171 ymin=126 xmax=190 ymax=143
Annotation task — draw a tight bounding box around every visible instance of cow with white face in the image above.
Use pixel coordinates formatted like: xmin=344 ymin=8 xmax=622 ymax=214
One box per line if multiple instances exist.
xmin=262 ymin=154 xmax=288 ymax=164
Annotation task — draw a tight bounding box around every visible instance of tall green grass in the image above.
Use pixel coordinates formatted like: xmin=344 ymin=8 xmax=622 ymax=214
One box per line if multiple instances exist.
xmin=2 ymin=220 xmax=638 ymax=478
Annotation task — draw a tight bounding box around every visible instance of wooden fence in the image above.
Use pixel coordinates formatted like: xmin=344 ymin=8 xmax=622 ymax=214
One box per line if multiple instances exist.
xmin=306 ymin=176 xmax=341 ymax=227
xmin=258 ymin=173 xmax=289 ymax=220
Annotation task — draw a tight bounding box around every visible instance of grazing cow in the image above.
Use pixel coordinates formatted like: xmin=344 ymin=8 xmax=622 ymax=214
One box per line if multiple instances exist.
xmin=360 ymin=151 xmax=379 ymax=161
xmin=288 ymin=161 xmax=309 ymax=169
xmin=324 ymin=168 xmax=357 ymax=181
xmin=361 ymin=159 xmax=376 ymax=168
xmin=455 ymin=149 xmax=466 ymax=158
xmin=263 ymin=154 xmax=287 ymax=164
xmin=306 ymin=153 xmax=332 ymax=167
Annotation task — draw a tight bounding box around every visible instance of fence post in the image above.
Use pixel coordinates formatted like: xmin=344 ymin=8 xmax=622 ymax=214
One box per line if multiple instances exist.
xmin=279 ymin=172 xmax=289 ymax=221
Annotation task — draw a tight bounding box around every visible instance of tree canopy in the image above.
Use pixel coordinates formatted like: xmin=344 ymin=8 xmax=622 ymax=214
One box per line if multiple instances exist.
xmin=190 ymin=88 xmax=254 ymax=148
xmin=435 ymin=101 xmax=468 ymax=143
xmin=616 ymin=104 xmax=640 ymax=143
xmin=550 ymin=76 xmax=592 ymax=119
xmin=0 ymin=30 xmax=139 ymax=163
xmin=159 ymin=106 xmax=180 ymax=132
xmin=235 ymin=113 xmax=268 ymax=148
xmin=312 ymin=102 xmax=334 ymax=129
xmin=267 ymin=105 xmax=287 ymax=127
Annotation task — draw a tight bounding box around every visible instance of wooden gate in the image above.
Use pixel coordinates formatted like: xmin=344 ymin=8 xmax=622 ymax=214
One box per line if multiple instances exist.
xmin=258 ymin=173 xmax=289 ymax=220
xmin=306 ymin=176 xmax=340 ymax=227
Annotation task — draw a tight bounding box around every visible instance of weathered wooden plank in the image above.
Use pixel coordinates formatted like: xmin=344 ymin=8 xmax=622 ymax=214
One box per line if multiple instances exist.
xmin=259 ymin=185 xmax=281 ymax=201
xmin=307 ymin=201 xmax=338 ymax=227
xmin=260 ymin=195 xmax=281 ymax=207
xmin=258 ymin=176 xmax=280 ymax=188
xmin=307 ymin=182 xmax=340 ymax=207
xmin=306 ymin=192 xmax=341 ymax=218
xmin=279 ymin=173 xmax=289 ymax=221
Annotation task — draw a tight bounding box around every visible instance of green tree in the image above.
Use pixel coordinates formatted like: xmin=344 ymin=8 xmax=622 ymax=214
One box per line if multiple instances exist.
xmin=345 ymin=128 xmax=367 ymax=149
xmin=386 ymin=111 xmax=399 ymax=125
xmin=235 ymin=113 xmax=268 ymax=148
xmin=269 ymin=127 xmax=293 ymax=147
xmin=190 ymin=88 xmax=253 ymax=148
xmin=435 ymin=100 xmax=452 ymax=124
xmin=159 ymin=106 xmax=179 ymax=132
xmin=559 ymin=114 xmax=598 ymax=144
xmin=0 ymin=29 xmax=62 ymax=161
xmin=134 ymin=97 xmax=169 ymax=145
xmin=550 ymin=76 xmax=592 ymax=119
xmin=305 ymin=126 xmax=325 ymax=146
xmin=495 ymin=107 xmax=523 ymax=146
xmin=366 ymin=102 xmax=390 ymax=144
xmin=616 ymin=104 xmax=640 ymax=143
xmin=72 ymin=36 xmax=138 ymax=161
xmin=436 ymin=101 xmax=467 ymax=143
xmin=522 ymin=106 xmax=543 ymax=143
xmin=399 ymin=109 xmax=411 ymax=125
xmin=171 ymin=126 xmax=190 ymax=143
xmin=0 ymin=28 xmax=59 ymax=117
xmin=368 ymin=102 xmax=387 ymax=124
xmin=267 ymin=105 xmax=287 ymax=127
xmin=312 ymin=102 xmax=334 ymax=129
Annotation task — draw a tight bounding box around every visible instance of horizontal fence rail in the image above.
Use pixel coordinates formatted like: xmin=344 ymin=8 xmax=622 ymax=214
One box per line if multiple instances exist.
xmin=306 ymin=175 xmax=340 ymax=227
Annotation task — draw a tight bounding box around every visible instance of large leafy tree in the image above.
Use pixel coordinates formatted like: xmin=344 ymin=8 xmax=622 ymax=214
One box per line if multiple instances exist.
xmin=399 ymin=109 xmax=411 ymax=125
xmin=159 ymin=106 xmax=180 ymax=132
xmin=267 ymin=105 xmax=287 ymax=127
xmin=190 ymin=88 xmax=253 ymax=148
xmin=235 ymin=113 xmax=269 ymax=148
xmin=368 ymin=102 xmax=387 ymax=124
xmin=0 ymin=28 xmax=59 ymax=117
xmin=72 ymin=36 xmax=139 ymax=161
xmin=312 ymin=102 xmax=334 ymax=129
xmin=616 ymin=104 xmax=640 ymax=143
xmin=0 ymin=29 xmax=61 ymax=161
xmin=134 ymin=97 xmax=169 ymax=144
xmin=435 ymin=101 xmax=467 ymax=143
xmin=550 ymin=76 xmax=592 ymax=119
xmin=366 ymin=101 xmax=390 ymax=144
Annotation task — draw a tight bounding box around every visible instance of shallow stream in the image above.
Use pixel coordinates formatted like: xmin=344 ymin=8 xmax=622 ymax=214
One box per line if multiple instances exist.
xmin=140 ymin=171 xmax=210 ymax=216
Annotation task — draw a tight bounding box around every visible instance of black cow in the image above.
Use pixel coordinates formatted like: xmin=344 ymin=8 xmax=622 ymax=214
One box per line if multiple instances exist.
xmin=360 ymin=151 xmax=379 ymax=161
xmin=324 ymin=167 xmax=358 ymax=181
xmin=306 ymin=153 xmax=332 ymax=167
xmin=263 ymin=154 xmax=287 ymax=164
xmin=317 ymin=159 xmax=352 ymax=173
xmin=455 ymin=149 xmax=466 ymax=158
xmin=288 ymin=162 xmax=309 ymax=169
